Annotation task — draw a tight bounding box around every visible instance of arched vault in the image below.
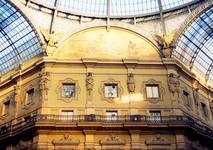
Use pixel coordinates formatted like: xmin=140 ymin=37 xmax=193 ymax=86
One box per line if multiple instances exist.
xmin=0 ymin=0 xmax=44 ymax=74
xmin=172 ymin=1 xmax=213 ymax=87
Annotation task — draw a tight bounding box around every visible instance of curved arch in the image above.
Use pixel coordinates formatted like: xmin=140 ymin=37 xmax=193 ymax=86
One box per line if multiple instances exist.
xmin=0 ymin=0 xmax=44 ymax=75
xmin=53 ymin=25 xmax=161 ymax=60
xmin=172 ymin=1 xmax=213 ymax=87
xmin=57 ymin=22 xmax=160 ymax=54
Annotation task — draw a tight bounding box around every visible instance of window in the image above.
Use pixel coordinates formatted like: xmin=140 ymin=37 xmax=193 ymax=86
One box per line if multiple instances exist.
xmin=149 ymin=111 xmax=161 ymax=121
xmin=146 ymin=84 xmax=159 ymax=98
xmin=2 ymin=101 xmax=10 ymax=116
xmin=201 ymin=103 xmax=208 ymax=118
xmin=106 ymin=111 xmax=118 ymax=121
xmin=61 ymin=110 xmax=74 ymax=120
xmin=26 ymin=89 xmax=34 ymax=104
xmin=183 ymin=91 xmax=190 ymax=107
xmin=62 ymin=83 xmax=75 ymax=98
xmin=104 ymin=84 xmax=118 ymax=98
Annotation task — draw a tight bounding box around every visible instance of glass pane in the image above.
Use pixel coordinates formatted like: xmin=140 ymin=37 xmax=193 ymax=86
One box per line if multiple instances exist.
xmin=104 ymin=84 xmax=118 ymax=98
xmin=62 ymin=83 xmax=75 ymax=97
xmin=146 ymin=86 xmax=152 ymax=98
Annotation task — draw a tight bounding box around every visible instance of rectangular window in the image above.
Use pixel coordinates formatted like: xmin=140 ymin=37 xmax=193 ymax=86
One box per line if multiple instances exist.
xmin=2 ymin=101 xmax=10 ymax=115
xmin=183 ymin=91 xmax=190 ymax=106
xmin=149 ymin=111 xmax=161 ymax=121
xmin=61 ymin=110 xmax=74 ymax=120
xmin=104 ymin=84 xmax=118 ymax=98
xmin=146 ymin=84 xmax=159 ymax=98
xmin=26 ymin=89 xmax=34 ymax=104
xmin=62 ymin=83 xmax=75 ymax=98
xmin=201 ymin=103 xmax=208 ymax=118
xmin=106 ymin=111 xmax=118 ymax=121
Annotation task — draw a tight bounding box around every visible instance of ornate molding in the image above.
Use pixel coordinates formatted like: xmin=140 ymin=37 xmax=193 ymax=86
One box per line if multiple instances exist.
xmin=142 ymin=79 xmax=164 ymax=103
xmin=52 ymin=134 xmax=80 ymax=145
xmin=145 ymin=134 xmax=171 ymax=145
xmin=99 ymin=78 xmax=122 ymax=103
xmin=56 ymin=78 xmax=80 ymax=103
xmin=100 ymin=134 xmax=125 ymax=145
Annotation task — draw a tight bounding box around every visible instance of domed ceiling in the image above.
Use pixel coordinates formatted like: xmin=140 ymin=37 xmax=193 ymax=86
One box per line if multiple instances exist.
xmin=31 ymin=0 xmax=200 ymax=18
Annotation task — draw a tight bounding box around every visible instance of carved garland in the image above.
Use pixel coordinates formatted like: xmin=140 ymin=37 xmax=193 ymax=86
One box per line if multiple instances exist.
xmin=142 ymin=79 xmax=164 ymax=103
xmin=56 ymin=78 xmax=80 ymax=103
xmin=100 ymin=134 xmax=125 ymax=145
xmin=99 ymin=78 xmax=123 ymax=103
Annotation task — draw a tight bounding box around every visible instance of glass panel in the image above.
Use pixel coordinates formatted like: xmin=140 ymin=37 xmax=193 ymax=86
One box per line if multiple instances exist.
xmin=62 ymin=83 xmax=75 ymax=97
xmin=27 ymin=89 xmax=34 ymax=104
xmin=0 ymin=0 xmax=43 ymax=74
xmin=173 ymin=7 xmax=213 ymax=87
xmin=32 ymin=0 xmax=197 ymax=17
xmin=104 ymin=84 xmax=118 ymax=98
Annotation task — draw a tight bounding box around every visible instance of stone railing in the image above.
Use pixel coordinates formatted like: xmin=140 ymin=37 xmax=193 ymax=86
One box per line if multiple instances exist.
xmin=0 ymin=114 xmax=213 ymax=140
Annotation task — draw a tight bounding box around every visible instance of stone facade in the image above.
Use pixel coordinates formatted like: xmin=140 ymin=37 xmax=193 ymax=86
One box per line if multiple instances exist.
xmin=0 ymin=0 xmax=212 ymax=149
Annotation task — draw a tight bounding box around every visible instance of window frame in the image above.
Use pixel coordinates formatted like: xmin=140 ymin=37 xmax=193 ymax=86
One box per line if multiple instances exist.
xmin=104 ymin=83 xmax=118 ymax=98
xmin=142 ymin=79 xmax=164 ymax=103
xmin=145 ymin=84 xmax=160 ymax=99
xmin=1 ymin=101 xmax=10 ymax=116
xmin=56 ymin=78 xmax=80 ymax=102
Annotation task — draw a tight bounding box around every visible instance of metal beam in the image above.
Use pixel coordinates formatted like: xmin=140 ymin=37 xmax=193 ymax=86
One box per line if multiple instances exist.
xmin=50 ymin=0 xmax=59 ymax=33
xmin=157 ymin=0 xmax=166 ymax=36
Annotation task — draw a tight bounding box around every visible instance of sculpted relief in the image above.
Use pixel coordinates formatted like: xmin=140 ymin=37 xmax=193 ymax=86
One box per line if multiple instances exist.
xmin=168 ymin=73 xmax=180 ymax=98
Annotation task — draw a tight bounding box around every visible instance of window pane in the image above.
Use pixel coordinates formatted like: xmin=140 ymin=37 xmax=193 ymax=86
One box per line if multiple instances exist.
xmin=106 ymin=111 xmax=118 ymax=121
xmin=104 ymin=84 xmax=118 ymax=98
xmin=146 ymin=86 xmax=152 ymax=98
xmin=152 ymin=86 xmax=159 ymax=98
xmin=62 ymin=83 xmax=75 ymax=97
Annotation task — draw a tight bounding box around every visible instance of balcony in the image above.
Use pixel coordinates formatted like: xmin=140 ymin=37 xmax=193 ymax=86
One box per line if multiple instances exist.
xmin=0 ymin=114 xmax=213 ymax=140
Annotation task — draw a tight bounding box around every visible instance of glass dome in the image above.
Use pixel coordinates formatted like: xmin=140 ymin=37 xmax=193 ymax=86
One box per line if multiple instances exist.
xmin=31 ymin=0 xmax=201 ymax=18
xmin=173 ymin=6 xmax=213 ymax=86
xmin=0 ymin=0 xmax=43 ymax=74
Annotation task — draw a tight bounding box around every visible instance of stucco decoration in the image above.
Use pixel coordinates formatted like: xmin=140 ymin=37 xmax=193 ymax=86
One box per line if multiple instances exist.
xmin=145 ymin=134 xmax=171 ymax=145
xmin=100 ymin=134 xmax=125 ymax=145
xmin=168 ymin=73 xmax=180 ymax=98
xmin=15 ymin=140 xmax=34 ymax=150
xmin=54 ymin=27 xmax=160 ymax=60
xmin=127 ymin=73 xmax=135 ymax=93
xmin=40 ymin=27 xmax=62 ymax=56
xmin=86 ymin=72 xmax=94 ymax=95
xmin=153 ymin=30 xmax=176 ymax=58
xmin=52 ymin=134 xmax=80 ymax=145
